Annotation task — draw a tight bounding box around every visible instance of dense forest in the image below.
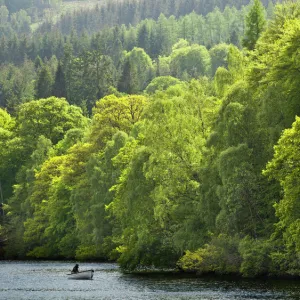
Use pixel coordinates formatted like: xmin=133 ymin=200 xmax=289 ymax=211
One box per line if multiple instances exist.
xmin=1 ymin=0 xmax=300 ymax=278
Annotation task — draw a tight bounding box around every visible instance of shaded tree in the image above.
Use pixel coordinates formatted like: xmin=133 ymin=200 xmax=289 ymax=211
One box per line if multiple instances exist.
xmin=242 ymin=0 xmax=266 ymax=50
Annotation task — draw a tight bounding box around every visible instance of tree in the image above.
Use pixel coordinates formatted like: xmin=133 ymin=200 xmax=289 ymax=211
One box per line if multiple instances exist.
xmin=154 ymin=14 xmax=174 ymax=56
xmin=217 ymin=144 xmax=262 ymax=237
xmin=75 ymin=131 xmax=130 ymax=260
xmin=62 ymin=42 xmax=74 ymax=103
xmin=157 ymin=55 xmax=171 ymax=76
xmin=4 ymin=135 xmax=54 ymax=258
xmin=34 ymin=56 xmax=43 ymax=70
xmin=16 ymin=97 xmax=89 ymax=147
xmin=0 ymin=5 xmax=8 ymax=25
xmin=118 ymin=48 xmax=154 ymax=93
xmin=4 ymin=96 xmax=88 ymax=258
xmin=242 ymin=0 xmax=266 ymax=50
xmin=0 ymin=60 xmax=36 ymax=111
xmin=267 ymin=0 xmax=274 ymax=19
xmin=10 ymin=9 xmax=31 ymax=35
xmin=89 ymin=94 xmax=147 ymax=148
xmin=209 ymin=43 xmax=230 ymax=75
xmin=248 ymin=4 xmax=300 ymax=156
xmin=35 ymin=64 xmax=53 ymax=99
xmin=170 ymin=44 xmax=212 ymax=80
xmin=214 ymin=67 xmax=233 ymax=97
xmin=227 ymin=45 xmax=244 ymax=81
xmin=263 ymin=117 xmax=300 ymax=275
xmin=145 ymin=76 xmax=181 ymax=94
xmin=0 ymin=108 xmax=17 ymax=200
xmin=137 ymin=21 xmax=151 ymax=54
xmin=110 ymin=80 xmax=221 ymax=270
xmin=5 ymin=0 xmax=31 ymax=13
xmin=52 ymin=62 xmax=66 ymax=98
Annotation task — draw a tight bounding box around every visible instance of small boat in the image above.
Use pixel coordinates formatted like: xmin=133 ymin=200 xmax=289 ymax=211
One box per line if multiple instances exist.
xmin=67 ymin=269 xmax=94 ymax=280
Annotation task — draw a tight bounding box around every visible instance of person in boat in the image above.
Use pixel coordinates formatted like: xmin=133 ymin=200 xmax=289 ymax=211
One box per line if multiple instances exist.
xmin=72 ymin=264 xmax=79 ymax=273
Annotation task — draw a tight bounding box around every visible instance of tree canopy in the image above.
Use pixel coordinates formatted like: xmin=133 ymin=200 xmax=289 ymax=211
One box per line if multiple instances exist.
xmin=1 ymin=0 xmax=300 ymax=279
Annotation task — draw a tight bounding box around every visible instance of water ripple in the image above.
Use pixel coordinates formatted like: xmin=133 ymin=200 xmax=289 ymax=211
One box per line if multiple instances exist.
xmin=0 ymin=261 xmax=299 ymax=300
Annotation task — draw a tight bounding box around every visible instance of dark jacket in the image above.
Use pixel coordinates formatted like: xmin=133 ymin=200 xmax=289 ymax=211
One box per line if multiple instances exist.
xmin=72 ymin=264 xmax=79 ymax=273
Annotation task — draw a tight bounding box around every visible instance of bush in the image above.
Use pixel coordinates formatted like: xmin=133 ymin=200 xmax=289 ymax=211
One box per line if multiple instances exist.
xmin=239 ymin=236 xmax=272 ymax=277
xmin=177 ymin=234 xmax=241 ymax=275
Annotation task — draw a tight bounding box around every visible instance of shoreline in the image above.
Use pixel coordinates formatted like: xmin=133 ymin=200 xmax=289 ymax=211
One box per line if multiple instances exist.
xmin=0 ymin=258 xmax=299 ymax=280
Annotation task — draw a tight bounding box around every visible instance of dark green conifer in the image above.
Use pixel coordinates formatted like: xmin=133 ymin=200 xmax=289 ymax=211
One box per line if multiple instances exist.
xmin=35 ymin=64 xmax=53 ymax=99
xmin=52 ymin=62 xmax=66 ymax=98
xmin=242 ymin=0 xmax=266 ymax=50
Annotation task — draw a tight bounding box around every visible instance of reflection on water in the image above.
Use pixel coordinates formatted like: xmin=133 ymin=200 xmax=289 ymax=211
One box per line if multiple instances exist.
xmin=0 ymin=261 xmax=299 ymax=299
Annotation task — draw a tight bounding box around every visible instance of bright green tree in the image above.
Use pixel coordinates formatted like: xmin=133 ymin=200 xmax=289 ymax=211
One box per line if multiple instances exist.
xmin=16 ymin=97 xmax=88 ymax=147
xmin=263 ymin=117 xmax=300 ymax=275
xmin=0 ymin=109 xmax=16 ymax=200
xmin=170 ymin=44 xmax=211 ymax=80
xmin=75 ymin=131 xmax=130 ymax=260
xmin=145 ymin=76 xmax=182 ymax=94
xmin=4 ymin=97 xmax=88 ymax=258
xmin=110 ymin=80 xmax=221 ymax=270
xmin=89 ymin=94 xmax=147 ymax=148
xmin=4 ymin=135 xmax=54 ymax=258
xmin=214 ymin=67 xmax=233 ymax=97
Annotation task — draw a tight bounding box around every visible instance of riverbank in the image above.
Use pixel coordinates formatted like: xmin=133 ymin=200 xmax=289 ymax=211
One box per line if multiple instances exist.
xmin=1 ymin=256 xmax=299 ymax=280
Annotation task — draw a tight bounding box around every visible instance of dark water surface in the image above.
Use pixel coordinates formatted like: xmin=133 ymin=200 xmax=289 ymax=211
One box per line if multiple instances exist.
xmin=0 ymin=261 xmax=299 ymax=299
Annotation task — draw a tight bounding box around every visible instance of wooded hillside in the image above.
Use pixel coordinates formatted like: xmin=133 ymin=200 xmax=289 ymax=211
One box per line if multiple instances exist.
xmin=1 ymin=0 xmax=299 ymax=278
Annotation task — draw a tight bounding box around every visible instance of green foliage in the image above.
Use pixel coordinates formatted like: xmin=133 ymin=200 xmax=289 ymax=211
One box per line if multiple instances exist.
xmin=170 ymin=44 xmax=211 ymax=80
xmin=227 ymin=45 xmax=245 ymax=81
xmin=16 ymin=97 xmax=88 ymax=146
xmin=119 ymin=48 xmax=154 ymax=93
xmin=52 ymin=62 xmax=66 ymax=98
xmin=89 ymin=94 xmax=147 ymax=148
xmin=0 ymin=107 xmax=14 ymax=129
xmin=4 ymin=97 xmax=88 ymax=259
xmin=108 ymin=80 xmax=221 ymax=271
xmin=263 ymin=117 xmax=300 ymax=275
xmin=239 ymin=236 xmax=272 ymax=277
xmin=145 ymin=76 xmax=181 ymax=94
xmin=2 ymin=0 xmax=300 ymax=278
xmin=267 ymin=0 xmax=275 ymax=19
xmin=75 ymin=245 xmax=98 ymax=261
xmin=75 ymin=131 xmax=131 ymax=260
xmin=0 ymin=60 xmax=36 ymax=110
xmin=214 ymin=67 xmax=233 ymax=97
xmin=266 ymin=19 xmax=300 ymax=124
xmin=209 ymin=43 xmax=230 ymax=75
xmin=177 ymin=235 xmax=241 ymax=275
xmin=23 ymin=141 xmax=93 ymax=259
xmin=0 ymin=109 xmax=20 ymax=199
xmin=157 ymin=56 xmax=171 ymax=76
xmin=35 ymin=64 xmax=53 ymax=99
xmin=55 ymin=128 xmax=85 ymax=155
xmin=110 ymin=143 xmax=181 ymax=270
xmin=5 ymin=135 xmax=54 ymax=258
xmin=67 ymin=51 xmax=119 ymax=111
xmin=217 ymin=144 xmax=263 ymax=237
xmin=243 ymin=0 xmax=266 ymax=50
